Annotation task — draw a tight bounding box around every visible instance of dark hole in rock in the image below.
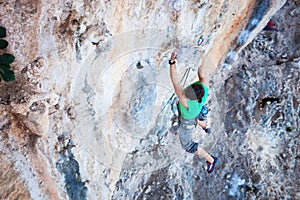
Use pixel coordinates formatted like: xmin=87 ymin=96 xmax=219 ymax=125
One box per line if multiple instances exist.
xmin=246 ymin=185 xmax=259 ymax=194
xmin=251 ymin=173 xmax=261 ymax=184
xmin=286 ymin=126 xmax=293 ymax=132
xmin=258 ymin=97 xmax=280 ymax=108
xmin=136 ymin=61 xmax=143 ymax=69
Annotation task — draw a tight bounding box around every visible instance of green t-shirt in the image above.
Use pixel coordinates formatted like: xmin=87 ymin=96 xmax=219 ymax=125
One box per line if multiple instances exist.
xmin=178 ymin=81 xmax=209 ymax=120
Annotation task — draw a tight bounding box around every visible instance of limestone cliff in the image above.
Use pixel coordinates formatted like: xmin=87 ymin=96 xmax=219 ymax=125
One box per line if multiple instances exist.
xmin=1 ymin=0 xmax=298 ymax=199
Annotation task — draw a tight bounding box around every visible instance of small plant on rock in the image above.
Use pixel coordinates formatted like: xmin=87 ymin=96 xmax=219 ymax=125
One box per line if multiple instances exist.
xmin=0 ymin=26 xmax=15 ymax=82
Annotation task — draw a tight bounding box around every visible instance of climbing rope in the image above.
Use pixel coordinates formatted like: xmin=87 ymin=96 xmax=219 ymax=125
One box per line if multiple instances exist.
xmin=182 ymin=67 xmax=191 ymax=87
xmin=157 ymin=66 xmax=192 ymax=117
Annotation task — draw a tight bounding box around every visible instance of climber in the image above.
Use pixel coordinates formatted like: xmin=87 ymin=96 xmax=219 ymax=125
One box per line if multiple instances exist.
xmin=263 ymin=20 xmax=279 ymax=31
xmin=169 ymin=51 xmax=218 ymax=173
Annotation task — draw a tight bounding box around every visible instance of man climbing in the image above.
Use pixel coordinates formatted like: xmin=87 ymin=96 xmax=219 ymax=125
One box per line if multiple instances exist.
xmin=169 ymin=51 xmax=218 ymax=173
xmin=263 ymin=20 xmax=279 ymax=31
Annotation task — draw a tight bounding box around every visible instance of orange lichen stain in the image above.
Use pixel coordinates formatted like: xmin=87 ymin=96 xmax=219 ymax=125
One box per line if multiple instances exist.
xmin=203 ymin=0 xmax=257 ymax=73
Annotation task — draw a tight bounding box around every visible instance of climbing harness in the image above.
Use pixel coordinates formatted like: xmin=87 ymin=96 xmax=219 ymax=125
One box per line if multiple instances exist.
xmin=198 ymin=105 xmax=209 ymax=121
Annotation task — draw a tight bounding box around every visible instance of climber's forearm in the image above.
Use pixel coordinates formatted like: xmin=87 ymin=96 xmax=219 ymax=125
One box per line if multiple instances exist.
xmin=169 ymin=51 xmax=188 ymax=107
xmin=170 ymin=64 xmax=184 ymax=97
xmin=198 ymin=67 xmax=209 ymax=87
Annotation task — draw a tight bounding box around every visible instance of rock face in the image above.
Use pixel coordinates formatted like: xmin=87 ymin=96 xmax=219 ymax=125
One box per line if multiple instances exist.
xmin=1 ymin=0 xmax=297 ymax=199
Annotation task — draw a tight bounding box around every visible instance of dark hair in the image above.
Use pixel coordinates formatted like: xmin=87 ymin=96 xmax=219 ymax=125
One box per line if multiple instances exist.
xmin=184 ymin=84 xmax=204 ymax=103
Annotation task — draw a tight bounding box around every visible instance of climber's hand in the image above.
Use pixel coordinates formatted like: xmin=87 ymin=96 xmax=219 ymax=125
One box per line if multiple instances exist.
xmin=170 ymin=51 xmax=176 ymax=61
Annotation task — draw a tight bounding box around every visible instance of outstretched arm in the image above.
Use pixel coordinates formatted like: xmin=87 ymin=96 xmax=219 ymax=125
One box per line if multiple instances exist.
xmin=198 ymin=67 xmax=209 ymax=88
xmin=169 ymin=52 xmax=188 ymax=108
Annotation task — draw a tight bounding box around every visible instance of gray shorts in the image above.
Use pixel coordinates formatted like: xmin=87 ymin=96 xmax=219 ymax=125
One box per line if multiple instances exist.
xmin=178 ymin=116 xmax=198 ymax=153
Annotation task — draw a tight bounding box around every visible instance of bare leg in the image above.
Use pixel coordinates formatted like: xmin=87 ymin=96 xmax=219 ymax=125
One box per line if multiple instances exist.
xmin=195 ymin=146 xmax=214 ymax=163
xmin=197 ymin=119 xmax=206 ymax=129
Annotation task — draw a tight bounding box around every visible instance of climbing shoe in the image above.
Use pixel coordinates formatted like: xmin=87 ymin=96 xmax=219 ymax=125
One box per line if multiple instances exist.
xmin=204 ymin=128 xmax=211 ymax=134
xmin=206 ymin=156 xmax=218 ymax=173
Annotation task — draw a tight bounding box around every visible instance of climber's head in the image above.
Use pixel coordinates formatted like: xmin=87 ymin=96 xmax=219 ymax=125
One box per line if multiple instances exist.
xmin=184 ymin=83 xmax=204 ymax=103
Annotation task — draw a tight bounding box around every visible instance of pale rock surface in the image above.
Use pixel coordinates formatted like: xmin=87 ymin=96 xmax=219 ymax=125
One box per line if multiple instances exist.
xmin=0 ymin=0 xmax=294 ymax=199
